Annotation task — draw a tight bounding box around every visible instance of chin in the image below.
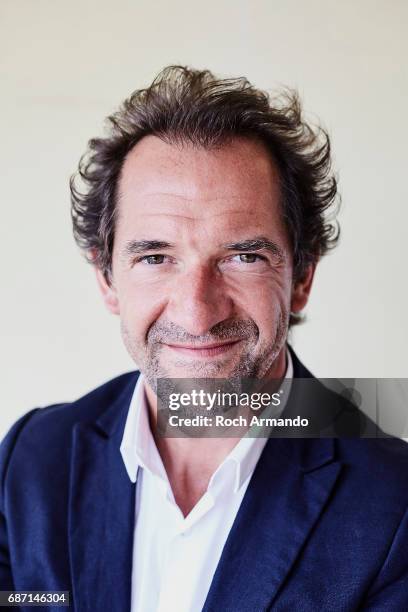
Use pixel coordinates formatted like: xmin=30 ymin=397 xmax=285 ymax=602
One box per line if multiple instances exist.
xmin=162 ymin=361 xmax=234 ymax=379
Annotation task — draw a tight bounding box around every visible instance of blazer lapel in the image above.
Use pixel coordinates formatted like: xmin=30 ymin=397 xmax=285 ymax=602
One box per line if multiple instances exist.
xmin=202 ymin=437 xmax=342 ymax=612
xmin=68 ymin=376 xmax=138 ymax=612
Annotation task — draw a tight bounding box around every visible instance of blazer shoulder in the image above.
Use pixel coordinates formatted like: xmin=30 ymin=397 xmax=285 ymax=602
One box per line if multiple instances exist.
xmin=0 ymin=371 xmax=139 ymax=488
xmin=333 ymin=437 xmax=408 ymax=520
xmin=0 ymin=408 xmax=39 ymax=498
xmin=340 ymin=436 xmax=408 ymax=476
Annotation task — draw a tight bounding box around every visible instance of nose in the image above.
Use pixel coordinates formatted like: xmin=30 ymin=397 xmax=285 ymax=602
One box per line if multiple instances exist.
xmin=166 ymin=264 xmax=234 ymax=336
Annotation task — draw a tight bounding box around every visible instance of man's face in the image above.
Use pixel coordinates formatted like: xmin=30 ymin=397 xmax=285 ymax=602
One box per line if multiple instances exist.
xmin=97 ymin=136 xmax=313 ymax=387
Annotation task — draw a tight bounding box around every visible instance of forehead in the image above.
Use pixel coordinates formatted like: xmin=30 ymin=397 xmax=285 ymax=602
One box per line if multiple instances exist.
xmin=115 ymin=135 xmax=285 ymax=239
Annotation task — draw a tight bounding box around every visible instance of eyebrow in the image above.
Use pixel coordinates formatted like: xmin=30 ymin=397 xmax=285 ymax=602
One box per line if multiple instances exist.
xmin=223 ymin=237 xmax=285 ymax=260
xmin=121 ymin=236 xmax=285 ymax=261
xmin=121 ymin=240 xmax=175 ymax=260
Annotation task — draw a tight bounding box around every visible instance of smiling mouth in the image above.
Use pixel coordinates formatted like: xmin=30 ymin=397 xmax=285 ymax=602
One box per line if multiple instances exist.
xmin=163 ymin=339 xmax=242 ymax=358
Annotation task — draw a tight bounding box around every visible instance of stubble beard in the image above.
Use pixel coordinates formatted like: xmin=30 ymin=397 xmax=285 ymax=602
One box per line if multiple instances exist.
xmin=120 ymin=310 xmax=289 ymax=391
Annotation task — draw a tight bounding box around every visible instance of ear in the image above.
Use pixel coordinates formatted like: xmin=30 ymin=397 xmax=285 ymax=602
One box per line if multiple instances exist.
xmin=290 ymin=263 xmax=316 ymax=314
xmin=94 ymin=266 xmax=120 ymax=315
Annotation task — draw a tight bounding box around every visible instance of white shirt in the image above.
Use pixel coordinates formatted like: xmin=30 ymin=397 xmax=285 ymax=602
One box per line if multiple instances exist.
xmin=120 ymin=349 xmax=293 ymax=612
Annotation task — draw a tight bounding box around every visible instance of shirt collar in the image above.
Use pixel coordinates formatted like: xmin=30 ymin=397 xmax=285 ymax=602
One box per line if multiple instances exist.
xmin=120 ymin=373 xmax=167 ymax=484
xmin=120 ymin=347 xmax=293 ymax=491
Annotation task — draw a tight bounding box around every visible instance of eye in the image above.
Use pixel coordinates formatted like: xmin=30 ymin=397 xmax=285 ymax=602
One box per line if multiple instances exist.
xmin=141 ymin=254 xmax=166 ymax=265
xmin=233 ymin=253 xmax=264 ymax=264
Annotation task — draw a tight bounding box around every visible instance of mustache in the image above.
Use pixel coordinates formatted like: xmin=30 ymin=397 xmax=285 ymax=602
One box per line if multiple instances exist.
xmin=147 ymin=319 xmax=259 ymax=345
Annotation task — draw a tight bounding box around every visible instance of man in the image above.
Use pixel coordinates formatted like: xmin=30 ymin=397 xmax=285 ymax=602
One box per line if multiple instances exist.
xmin=1 ymin=66 xmax=408 ymax=611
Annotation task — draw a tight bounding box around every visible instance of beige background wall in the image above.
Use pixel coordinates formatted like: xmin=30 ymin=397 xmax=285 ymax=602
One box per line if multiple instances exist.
xmin=1 ymin=0 xmax=407 ymax=437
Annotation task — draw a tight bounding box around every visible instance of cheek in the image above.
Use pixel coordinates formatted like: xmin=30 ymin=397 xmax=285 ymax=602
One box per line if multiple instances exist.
xmin=236 ymin=282 xmax=290 ymax=346
xmin=116 ymin=275 xmax=168 ymax=339
xmin=114 ymin=264 xmax=293 ymax=338
xmin=255 ymin=296 xmax=290 ymax=339
xmin=225 ymin=271 xmax=292 ymax=321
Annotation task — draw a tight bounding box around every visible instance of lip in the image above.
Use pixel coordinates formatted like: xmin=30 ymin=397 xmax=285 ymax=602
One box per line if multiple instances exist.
xmin=163 ymin=339 xmax=242 ymax=358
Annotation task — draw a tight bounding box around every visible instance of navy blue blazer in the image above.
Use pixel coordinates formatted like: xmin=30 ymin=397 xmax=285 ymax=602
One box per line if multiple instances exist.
xmin=1 ymin=351 xmax=408 ymax=611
